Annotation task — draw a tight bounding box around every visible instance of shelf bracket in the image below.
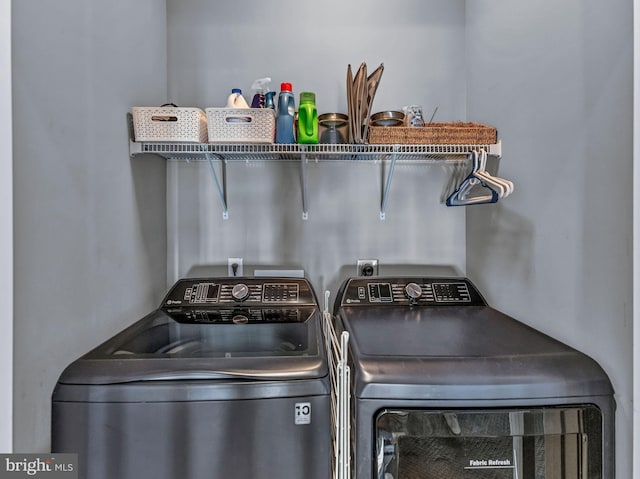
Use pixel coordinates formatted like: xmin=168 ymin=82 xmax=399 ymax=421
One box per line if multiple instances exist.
xmin=380 ymin=148 xmax=399 ymax=220
xmin=300 ymin=147 xmax=309 ymax=220
xmin=205 ymin=153 xmax=228 ymax=220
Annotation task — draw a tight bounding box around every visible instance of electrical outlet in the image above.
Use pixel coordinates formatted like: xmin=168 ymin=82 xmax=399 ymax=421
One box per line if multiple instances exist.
xmin=228 ymin=258 xmax=243 ymax=277
xmin=357 ymin=259 xmax=378 ymax=277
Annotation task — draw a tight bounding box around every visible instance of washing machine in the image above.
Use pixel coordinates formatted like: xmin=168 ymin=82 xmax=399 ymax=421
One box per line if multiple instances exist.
xmin=52 ymin=277 xmax=331 ymax=479
xmin=333 ymin=276 xmax=615 ymax=479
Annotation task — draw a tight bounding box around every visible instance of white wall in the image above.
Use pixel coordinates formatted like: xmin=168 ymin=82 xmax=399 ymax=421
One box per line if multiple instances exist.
xmin=166 ymin=0 xmax=469 ymax=294
xmin=9 ymin=0 xmax=636 ymax=471
xmin=0 ymin=0 xmax=12 ymax=453
xmin=465 ymin=1 xmax=633 ymax=478
xmin=12 ymin=1 xmax=168 ymax=452
xmin=167 ymin=0 xmax=467 ymax=116
xmin=634 ymin=0 xmax=639 ymax=476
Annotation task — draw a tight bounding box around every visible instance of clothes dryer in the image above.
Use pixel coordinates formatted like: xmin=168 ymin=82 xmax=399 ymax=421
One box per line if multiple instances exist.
xmin=333 ymin=276 xmax=614 ymax=479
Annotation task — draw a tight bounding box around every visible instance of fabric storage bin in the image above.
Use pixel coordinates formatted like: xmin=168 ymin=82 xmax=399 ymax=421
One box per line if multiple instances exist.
xmin=206 ymin=108 xmax=276 ymax=143
xmin=131 ymin=106 xmax=208 ymax=142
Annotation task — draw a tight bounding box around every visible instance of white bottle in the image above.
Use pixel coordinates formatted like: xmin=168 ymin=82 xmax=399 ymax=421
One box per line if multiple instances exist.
xmin=226 ymin=88 xmax=250 ymax=108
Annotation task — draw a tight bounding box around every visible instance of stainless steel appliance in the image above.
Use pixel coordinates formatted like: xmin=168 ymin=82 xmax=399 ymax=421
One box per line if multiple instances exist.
xmin=333 ymin=276 xmax=615 ymax=479
xmin=52 ymin=277 xmax=331 ymax=479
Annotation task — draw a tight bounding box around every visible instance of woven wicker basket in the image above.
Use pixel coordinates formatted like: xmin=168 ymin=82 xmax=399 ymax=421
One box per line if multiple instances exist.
xmin=368 ymin=122 xmax=497 ymax=145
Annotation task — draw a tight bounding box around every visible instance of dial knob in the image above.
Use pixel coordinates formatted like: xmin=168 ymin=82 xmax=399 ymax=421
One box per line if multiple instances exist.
xmin=231 ymin=283 xmax=250 ymax=302
xmin=232 ymin=314 xmax=249 ymax=324
xmin=404 ymin=282 xmax=423 ymax=302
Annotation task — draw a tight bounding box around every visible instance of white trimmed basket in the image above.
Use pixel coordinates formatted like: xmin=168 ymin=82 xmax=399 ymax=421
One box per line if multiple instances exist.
xmin=131 ymin=106 xmax=208 ymax=142
xmin=206 ymin=108 xmax=276 ymax=143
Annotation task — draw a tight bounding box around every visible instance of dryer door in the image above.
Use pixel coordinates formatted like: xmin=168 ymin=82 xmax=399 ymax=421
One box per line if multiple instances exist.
xmin=375 ymin=406 xmax=603 ymax=479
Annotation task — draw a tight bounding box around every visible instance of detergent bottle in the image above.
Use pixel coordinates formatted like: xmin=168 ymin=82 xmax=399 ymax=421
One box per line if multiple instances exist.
xmin=275 ymin=82 xmax=296 ymax=143
xmin=226 ymin=88 xmax=250 ymax=108
xmin=297 ymin=92 xmax=318 ymax=144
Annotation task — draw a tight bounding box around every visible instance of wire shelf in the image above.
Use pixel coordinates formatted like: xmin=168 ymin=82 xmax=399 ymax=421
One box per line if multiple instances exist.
xmin=130 ymin=141 xmax=501 ymax=162
xmin=128 ymin=109 xmax=503 ymax=219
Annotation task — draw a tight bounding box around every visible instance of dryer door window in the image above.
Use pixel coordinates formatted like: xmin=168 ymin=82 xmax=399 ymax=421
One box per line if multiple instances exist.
xmin=375 ymin=406 xmax=602 ymax=479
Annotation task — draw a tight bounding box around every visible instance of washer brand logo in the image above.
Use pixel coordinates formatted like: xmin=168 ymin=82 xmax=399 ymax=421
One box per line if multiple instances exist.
xmin=294 ymin=402 xmax=311 ymax=425
xmin=0 ymin=454 xmax=77 ymax=478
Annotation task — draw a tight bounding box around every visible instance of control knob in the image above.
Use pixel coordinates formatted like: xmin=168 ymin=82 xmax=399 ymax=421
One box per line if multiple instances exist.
xmin=231 ymin=283 xmax=250 ymax=302
xmin=404 ymin=282 xmax=423 ymax=304
xmin=232 ymin=314 xmax=249 ymax=324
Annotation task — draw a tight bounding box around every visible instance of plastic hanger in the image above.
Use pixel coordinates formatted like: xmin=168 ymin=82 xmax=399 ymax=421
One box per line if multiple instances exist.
xmin=483 ymin=149 xmax=514 ymax=197
xmin=475 ymin=149 xmax=513 ymax=197
xmin=445 ymin=150 xmax=499 ymax=206
xmin=472 ymin=150 xmax=507 ymax=198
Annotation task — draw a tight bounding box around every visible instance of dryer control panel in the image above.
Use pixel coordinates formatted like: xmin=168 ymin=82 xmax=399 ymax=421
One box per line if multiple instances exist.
xmin=338 ymin=277 xmax=487 ymax=307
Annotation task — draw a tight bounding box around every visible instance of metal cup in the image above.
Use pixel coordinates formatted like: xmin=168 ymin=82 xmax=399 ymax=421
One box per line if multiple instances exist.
xmin=319 ymin=113 xmax=349 ymax=144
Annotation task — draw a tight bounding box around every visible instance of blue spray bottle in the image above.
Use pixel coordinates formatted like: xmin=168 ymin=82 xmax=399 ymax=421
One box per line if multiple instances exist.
xmin=265 ymin=91 xmax=276 ymax=110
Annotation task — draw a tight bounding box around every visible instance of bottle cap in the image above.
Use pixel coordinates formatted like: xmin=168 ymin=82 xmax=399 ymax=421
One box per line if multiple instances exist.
xmin=300 ymin=92 xmax=316 ymax=103
xmin=280 ymin=82 xmax=293 ymax=92
xmin=232 ymin=88 xmax=242 ymax=94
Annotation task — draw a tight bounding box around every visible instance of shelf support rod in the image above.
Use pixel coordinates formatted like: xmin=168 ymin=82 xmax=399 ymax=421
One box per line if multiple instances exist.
xmin=300 ymin=147 xmax=309 ymax=220
xmin=206 ymin=153 xmax=228 ymax=220
xmin=380 ymin=149 xmax=399 ymax=220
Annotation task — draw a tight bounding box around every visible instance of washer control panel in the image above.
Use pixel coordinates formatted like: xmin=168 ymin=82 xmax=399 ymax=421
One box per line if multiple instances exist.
xmin=160 ymin=278 xmax=317 ymax=324
xmin=162 ymin=278 xmax=314 ymax=307
xmin=340 ymin=277 xmax=486 ymax=306
xmin=162 ymin=307 xmax=316 ymax=324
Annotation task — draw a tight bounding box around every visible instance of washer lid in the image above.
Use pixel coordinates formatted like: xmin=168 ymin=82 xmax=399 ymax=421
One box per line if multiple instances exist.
xmin=58 ymin=277 xmax=328 ymax=385
xmin=58 ymin=309 xmax=327 ymax=385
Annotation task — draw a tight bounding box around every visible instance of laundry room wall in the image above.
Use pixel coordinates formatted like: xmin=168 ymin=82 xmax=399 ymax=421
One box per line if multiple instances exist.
xmin=465 ymin=2 xmax=633 ymax=478
xmin=12 ymin=1 xmax=168 ymax=452
xmin=165 ymin=0 xmax=470 ymax=295
xmin=0 ymin=0 xmax=12 ymax=452
xmin=635 ymin=0 xmax=640 ymax=472
xmin=8 ymin=1 xmax=636 ymax=473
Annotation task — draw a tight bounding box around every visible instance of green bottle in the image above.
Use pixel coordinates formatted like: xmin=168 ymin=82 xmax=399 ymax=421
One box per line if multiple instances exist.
xmin=297 ymin=92 xmax=319 ymax=144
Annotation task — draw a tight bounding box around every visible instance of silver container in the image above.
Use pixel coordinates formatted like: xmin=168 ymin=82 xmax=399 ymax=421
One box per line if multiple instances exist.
xmin=318 ymin=113 xmax=349 ymax=144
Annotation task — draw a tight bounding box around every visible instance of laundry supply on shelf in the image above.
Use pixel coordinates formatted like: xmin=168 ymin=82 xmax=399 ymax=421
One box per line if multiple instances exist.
xmin=297 ymin=92 xmax=319 ymax=144
xmin=264 ymin=91 xmax=276 ymax=109
xmin=250 ymin=77 xmax=272 ymax=108
xmin=275 ymin=82 xmax=296 ymax=143
xmin=226 ymin=88 xmax=250 ymax=108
